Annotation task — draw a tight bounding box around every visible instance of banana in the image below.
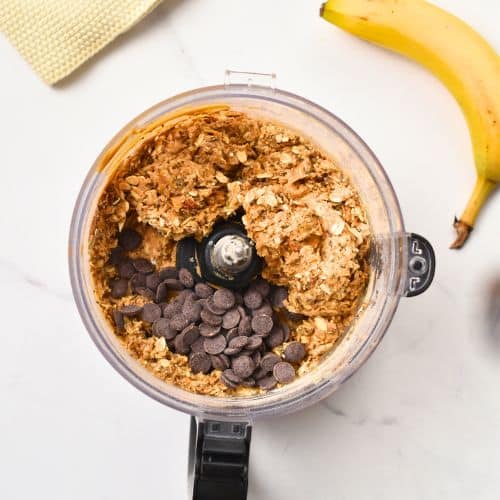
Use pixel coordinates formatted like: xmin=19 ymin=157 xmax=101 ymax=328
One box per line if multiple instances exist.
xmin=320 ymin=0 xmax=500 ymax=248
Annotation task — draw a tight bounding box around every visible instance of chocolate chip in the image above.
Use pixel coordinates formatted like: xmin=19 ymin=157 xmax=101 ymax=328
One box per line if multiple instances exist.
xmin=240 ymin=377 xmax=256 ymax=387
xmin=178 ymin=268 xmax=195 ymax=288
xmin=251 ymin=301 xmax=273 ymax=317
xmin=132 ymin=258 xmax=154 ymax=274
xmin=251 ymin=315 xmax=273 ymax=335
xmin=266 ymin=326 xmax=285 ymax=348
xmin=200 ymin=308 xmax=222 ymax=326
xmin=170 ymin=313 xmax=189 ymax=331
xmin=222 ymin=369 xmax=242 ymax=385
xmin=252 ymin=351 xmax=261 ymax=366
xmin=260 ymin=352 xmax=281 ymax=372
xmin=155 ymin=282 xmax=168 ymax=303
xmin=232 ymin=355 xmax=255 ymax=379
xmin=118 ymin=228 xmax=142 ymax=251
xmin=271 ymin=286 xmax=288 ymax=309
xmin=152 ymin=318 xmax=176 ymax=339
xmin=142 ymin=303 xmax=162 ymax=323
xmin=284 ymin=310 xmax=305 ymax=322
xmin=159 ymin=267 xmax=178 ymax=280
xmin=222 ymin=308 xmax=240 ymax=329
xmin=190 ymin=336 xmax=206 ymax=353
xmin=174 ymin=333 xmax=190 ymax=355
xmin=182 ymin=324 xmax=200 ymax=345
xmin=110 ymin=278 xmax=129 ymax=298
xmin=203 ymin=335 xmax=227 ymax=355
xmin=109 ymin=246 xmax=126 ymax=265
xmin=258 ymin=375 xmax=277 ymax=390
xmin=283 ymin=342 xmax=306 ymax=363
xmin=244 ymin=289 xmax=262 ymax=309
xmin=205 ymin=297 xmax=227 ymax=315
xmin=213 ymin=288 xmax=236 ymax=310
xmin=118 ymin=259 xmax=135 ymax=279
xmin=164 ymin=278 xmax=184 ymax=291
xmin=189 ymin=352 xmax=212 ymax=374
xmin=234 ymin=292 xmax=244 ymax=305
xmin=224 ymin=347 xmax=243 ymax=356
xmin=176 ymin=289 xmax=193 ymax=304
xmin=130 ymin=272 xmax=147 ymax=292
xmin=194 ymin=282 xmax=214 ymax=299
xmin=182 ymin=301 xmax=202 ymax=323
xmin=211 ymin=354 xmax=231 ymax=371
xmin=135 ymin=287 xmax=155 ymax=301
xmin=118 ymin=304 xmax=143 ymax=317
xmin=221 ymin=373 xmax=238 ymax=389
xmin=282 ymin=322 xmax=290 ymax=342
xmin=228 ymin=336 xmax=249 ymax=350
xmin=112 ymin=309 xmax=124 ymax=330
xmin=163 ymin=300 xmax=182 ymax=318
xmin=273 ymin=362 xmax=295 ymax=384
xmin=225 ymin=327 xmax=239 ymax=343
xmin=238 ymin=316 xmax=252 ymax=336
xmin=199 ymin=323 xmax=222 ymax=338
xmin=145 ymin=272 xmax=160 ymax=291
xmin=253 ymin=367 xmax=269 ymax=380
xmin=253 ymin=279 xmax=271 ymax=298
xmin=237 ymin=305 xmax=247 ymax=318
xmin=245 ymin=336 xmax=263 ymax=351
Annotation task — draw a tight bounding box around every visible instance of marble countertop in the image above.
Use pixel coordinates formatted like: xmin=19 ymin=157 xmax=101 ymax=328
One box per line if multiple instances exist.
xmin=1 ymin=1 xmax=499 ymax=499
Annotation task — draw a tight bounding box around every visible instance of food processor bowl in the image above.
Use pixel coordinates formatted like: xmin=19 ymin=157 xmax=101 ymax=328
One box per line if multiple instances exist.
xmin=69 ymin=71 xmax=435 ymax=500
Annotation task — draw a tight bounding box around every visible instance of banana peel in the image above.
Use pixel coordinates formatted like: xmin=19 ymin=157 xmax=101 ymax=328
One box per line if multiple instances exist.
xmin=320 ymin=0 xmax=500 ymax=248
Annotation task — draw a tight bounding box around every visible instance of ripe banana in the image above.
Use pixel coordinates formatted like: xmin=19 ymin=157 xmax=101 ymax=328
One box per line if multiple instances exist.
xmin=320 ymin=0 xmax=500 ymax=248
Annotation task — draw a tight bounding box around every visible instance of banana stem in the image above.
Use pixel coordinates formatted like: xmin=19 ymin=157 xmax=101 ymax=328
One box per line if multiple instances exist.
xmin=451 ymin=177 xmax=497 ymax=249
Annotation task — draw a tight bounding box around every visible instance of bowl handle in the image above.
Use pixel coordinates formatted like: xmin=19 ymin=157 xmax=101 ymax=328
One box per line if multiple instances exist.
xmin=188 ymin=417 xmax=252 ymax=500
xmin=403 ymin=233 xmax=436 ymax=297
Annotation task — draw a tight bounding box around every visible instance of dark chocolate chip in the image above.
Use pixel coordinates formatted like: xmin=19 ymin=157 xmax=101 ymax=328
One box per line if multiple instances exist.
xmin=244 ymin=289 xmax=262 ymax=309
xmin=271 ymin=286 xmax=288 ymax=309
xmin=282 ymin=322 xmax=290 ymax=342
xmin=155 ymin=282 xmax=168 ymax=303
xmin=251 ymin=301 xmax=273 ymax=317
xmin=232 ymin=355 xmax=255 ymax=379
xmin=221 ymin=373 xmax=238 ymax=389
xmin=194 ymin=282 xmax=214 ymax=299
xmin=163 ymin=300 xmax=183 ymax=318
xmin=130 ymin=272 xmax=147 ymax=292
xmin=189 ymin=352 xmax=212 ymax=374
xmin=253 ymin=367 xmax=269 ymax=380
xmin=145 ymin=272 xmax=161 ymax=291
xmin=245 ymin=336 xmax=263 ymax=351
xmin=251 ymin=315 xmax=274 ymax=335
xmin=178 ymin=268 xmax=195 ymax=288
xmin=238 ymin=316 xmax=252 ymax=336
xmin=222 ymin=369 xmax=243 ymax=385
xmin=176 ymin=289 xmax=193 ymax=304
xmin=112 ymin=309 xmax=124 ymax=330
xmin=234 ymin=292 xmax=244 ymax=305
xmin=273 ymin=362 xmax=296 ymax=384
xmin=284 ymin=310 xmax=306 ymax=322
xmin=190 ymin=336 xmax=206 ymax=353
xmin=142 ymin=303 xmax=162 ymax=323
xmin=158 ymin=267 xmax=178 ymax=280
xmin=118 ymin=259 xmax=135 ymax=279
xmin=170 ymin=313 xmax=189 ymax=331
xmin=110 ymin=278 xmax=129 ymax=298
xmin=258 ymin=375 xmax=278 ymax=390
xmin=213 ymin=288 xmax=236 ymax=310
xmin=152 ymin=318 xmax=176 ymax=339
xmin=199 ymin=323 xmax=222 ymax=338
xmin=210 ymin=354 xmax=231 ymax=371
xmin=200 ymin=308 xmax=222 ymax=326
xmin=260 ymin=352 xmax=281 ymax=372
xmin=240 ymin=377 xmax=256 ymax=387
xmin=118 ymin=304 xmax=143 ymax=317
xmin=224 ymin=347 xmax=243 ymax=356
xmin=203 ymin=335 xmax=227 ymax=355
xmin=109 ymin=246 xmax=126 ymax=265
xmin=228 ymin=336 xmax=249 ymax=350
xmin=182 ymin=300 xmax=202 ymax=323
xmin=266 ymin=326 xmax=285 ymax=348
xmin=118 ymin=228 xmax=142 ymax=251
xmin=205 ymin=297 xmax=228 ymax=315
xmin=225 ymin=327 xmax=239 ymax=343
xmin=132 ymin=258 xmax=154 ymax=274
xmin=181 ymin=324 xmax=200 ymax=345
xmin=237 ymin=305 xmax=247 ymax=318
xmin=174 ymin=333 xmax=190 ymax=355
xmin=135 ymin=287 xmax=155 ymax=301
xmin=283 ymin=342 xmax=306 ymax=363
xmin=252 ymin=350 xmax=261 ymax=367
xmin=253 ymin=279 xmax=271 ymax=298
xmin=164 ymin=278 xmax=184 ymax=291
xmin=222 ymin=308 xmax=240 ymax=329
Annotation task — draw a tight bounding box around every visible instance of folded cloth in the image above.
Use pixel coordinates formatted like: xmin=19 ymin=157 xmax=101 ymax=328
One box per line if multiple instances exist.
xmin=0 ymin=0 xmax=163 ymax=85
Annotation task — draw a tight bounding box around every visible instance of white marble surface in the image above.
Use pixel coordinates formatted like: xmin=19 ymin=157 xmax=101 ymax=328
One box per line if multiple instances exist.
xmin=1 ymin=1 xmax=500 ymax=499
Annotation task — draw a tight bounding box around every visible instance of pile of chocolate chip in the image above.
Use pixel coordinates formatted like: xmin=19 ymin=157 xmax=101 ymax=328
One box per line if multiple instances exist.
xmin=109 ymin=228 xmax=307 ymax=391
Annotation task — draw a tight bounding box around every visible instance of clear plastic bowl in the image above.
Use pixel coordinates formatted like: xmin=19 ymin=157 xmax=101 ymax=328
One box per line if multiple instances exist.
xmin=69 ymin=82 xmax=408 ymax=422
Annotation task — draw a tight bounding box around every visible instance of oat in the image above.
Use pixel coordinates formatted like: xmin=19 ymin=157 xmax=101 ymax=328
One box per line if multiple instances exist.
xmin=88 ymin=107 xmax=371 ymax=397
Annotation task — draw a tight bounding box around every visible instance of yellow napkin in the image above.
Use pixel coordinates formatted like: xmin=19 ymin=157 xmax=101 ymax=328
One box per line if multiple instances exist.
xmin=0 ymin=0 xmax=163 ymax=85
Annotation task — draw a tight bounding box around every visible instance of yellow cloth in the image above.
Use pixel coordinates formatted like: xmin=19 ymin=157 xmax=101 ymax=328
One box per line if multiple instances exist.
xmin=0 ymin=0 xmax=163 ymax=85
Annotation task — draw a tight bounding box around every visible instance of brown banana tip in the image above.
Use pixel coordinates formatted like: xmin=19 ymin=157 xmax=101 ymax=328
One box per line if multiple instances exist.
xmin=450 ymin=219 xmax=473 ymax=249
xmin=320 ymin=2 xmax=326 ymax=17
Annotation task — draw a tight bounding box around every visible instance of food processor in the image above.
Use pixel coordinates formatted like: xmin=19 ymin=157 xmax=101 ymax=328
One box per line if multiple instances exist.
xmin=69 ymin=71 xmax=435 ymax=500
